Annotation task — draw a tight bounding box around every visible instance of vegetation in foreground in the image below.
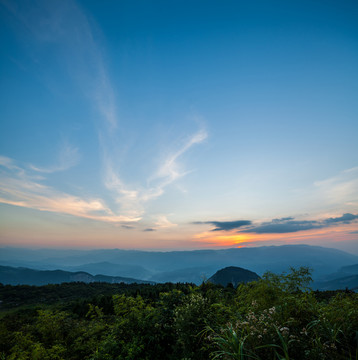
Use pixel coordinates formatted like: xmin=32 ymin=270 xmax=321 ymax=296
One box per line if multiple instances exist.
xmin=0 ymin=267 xmax=357 ymax=359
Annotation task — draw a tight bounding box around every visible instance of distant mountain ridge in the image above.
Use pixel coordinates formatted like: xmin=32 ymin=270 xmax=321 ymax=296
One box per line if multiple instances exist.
xmin=312 ymin=263 xmax=358 ymax=291
xmin=66 ymin=262 xmax=150 ymax=279
xmin=208 ymin=266 xmax=260 ymax=287
xmin=1 ymin=245 xmax=357 ymax=285
xmin=339 ymin=263 xmax=358 ymax=274
xmin=313 ymin=275 xmax=358 ymax=291
xmin=0 ymin=265 xmax=154 ymax=286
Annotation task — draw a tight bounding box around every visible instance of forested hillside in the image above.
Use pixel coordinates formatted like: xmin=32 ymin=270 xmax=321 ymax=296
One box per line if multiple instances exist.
xmin=208 ymin=266 xmax=260 ymax=287
xmin=0 ymin=267 xmax=357 ymax=360
xmin=0 ymin=265 xmax=154 ymax=286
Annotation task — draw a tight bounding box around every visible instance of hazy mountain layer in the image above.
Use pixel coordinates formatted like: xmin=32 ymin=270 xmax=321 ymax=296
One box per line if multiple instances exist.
xmin=0 ymin=245 xmax=357 ymax=285
xmin=313 ymin=274 xmax=358 ymax=291
xmin=0 ymin=265 xmax=154 ymax=286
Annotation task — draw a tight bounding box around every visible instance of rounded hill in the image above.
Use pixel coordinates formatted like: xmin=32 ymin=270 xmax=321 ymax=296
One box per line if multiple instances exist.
xmin=208 ymin=266 xmax=260 ymax=287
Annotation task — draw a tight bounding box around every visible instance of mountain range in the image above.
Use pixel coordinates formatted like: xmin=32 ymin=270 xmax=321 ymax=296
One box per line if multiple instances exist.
xmin=0 ymin=245 xmax=357 ymax=288
xmin=0 ymin=265 xmax=154 ymax=286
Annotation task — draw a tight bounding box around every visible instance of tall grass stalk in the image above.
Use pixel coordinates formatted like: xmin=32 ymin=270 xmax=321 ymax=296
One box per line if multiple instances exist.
xmin=207 ymin=325 xmax=259 ymax=360
xmin=256 ymin=326 xmax=291 ymax=360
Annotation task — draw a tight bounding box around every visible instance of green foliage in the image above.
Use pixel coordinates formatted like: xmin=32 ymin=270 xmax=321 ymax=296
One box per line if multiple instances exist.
xmin=235 ymin=266 xmax=313 ymax=313
xmin=207 ymin=267 xmax=357 ymax=360
xmin=174 ymin=293 xmax=213 ymax=359
xmin=1 ymin=268 xmax=357 ymax=360
xmin=208 ymin=325 xmax=259 ymax=360
xmin=113 ymin=294 xmax=147 ymax=317
xmin=263 ymin=266 xmax=313 ymax=292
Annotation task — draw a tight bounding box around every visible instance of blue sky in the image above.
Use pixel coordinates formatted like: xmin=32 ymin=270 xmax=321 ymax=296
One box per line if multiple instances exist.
xmin=0 ymin=0 xmax=357 ymax=252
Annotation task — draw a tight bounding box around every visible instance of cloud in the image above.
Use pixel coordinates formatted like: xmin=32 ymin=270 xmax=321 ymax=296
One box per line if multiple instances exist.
xmin=29 ymin=140 xmax=80 ymax=173
xmin=244 ymin=219 xmax=322 ymax=234
xmin=103 ymin=128 xmax=207 ymax=219
xmin=3 ymin=0 xmax=117 ymax=129
xmin=0 ymin=156 xmax=16 ymax=169
xmin=194 ymin=213 xmax=358 ymax=235
xmin=313 ymin=167 xmax=358 ymax=209
xmin=103 ymin=160 xmax=143 ymax=219
xmin=2 ymin=1 xmax=208 ymax=229
xmin=243 ymin=213 xmax=358 ymax=234
xmin=0 ymin=157 xmax=139 ymax=223
xmin=153 ymin=129 xmax=208 ymax=185
xmin=154 ymin=215 xmax=177 ymax=229
xmin=0 ymin=147 xmax=198 ymax=227
xmin=121 ymin=225 xmax=135 ymax=230
xmin=324 ymin=213 xmax=358 ymax=224
xmin=193 ymin=220 xmax=252 ymax=231
xmin=143 ymin=228 xmax=155 ymax=232
xmin=272 ymin=217 xmax=294 ymax=222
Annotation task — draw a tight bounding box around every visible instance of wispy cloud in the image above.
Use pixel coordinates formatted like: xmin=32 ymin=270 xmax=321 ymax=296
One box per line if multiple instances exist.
xmin=103 ymin=160 xmax=143 ymax=219
xmin=313 ymin=167 xmax=358 ymax=209
xmin=29 ymin=140 xmax=80 ymax=173
xmin=154 ymin=215 xmax=177 ymax=229
xmin=1 ymin=0 xmax=208 ymax=229
xmin=3 ymin=0 xmax=117 ymax=129
xmin=0 ymin=127 xmax=207 ymax=225
xmin=0 ymin=157 xmax=139 ymax=223
xmin=103 ymin=128 xmax=208 ymax=220
xmin=152 ymin=129 xmax=208 ymax=186
xmin=0 ymin=156 xmax=21 ymax=171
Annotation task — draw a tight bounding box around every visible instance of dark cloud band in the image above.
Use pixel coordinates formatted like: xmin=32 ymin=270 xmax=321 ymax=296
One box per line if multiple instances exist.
xmin=243 ymin=220 xmax=322 ymax=234
xmin=244 ymin=213 xmax=358 ymax=234
xmin=193 ymin=220 xmax=252 ymax=231
xmin=324 ymin=213 xmax=358 ymax=224
xmin=193 ymin=213 xmax=358 ymax=234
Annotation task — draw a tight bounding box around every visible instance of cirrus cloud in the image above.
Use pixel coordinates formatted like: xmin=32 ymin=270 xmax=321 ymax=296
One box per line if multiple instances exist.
xmin=0 ymin=156 xmax=139 ymax=223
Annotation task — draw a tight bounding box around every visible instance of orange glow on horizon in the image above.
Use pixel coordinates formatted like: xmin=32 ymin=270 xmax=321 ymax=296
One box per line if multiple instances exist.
xmin=192 ymin=223 xmax=358 ymax=249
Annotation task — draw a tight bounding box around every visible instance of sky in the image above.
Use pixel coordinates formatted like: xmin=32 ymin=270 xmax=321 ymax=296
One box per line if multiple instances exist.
xmin=0 ymin=0 xmax=358 ymax=253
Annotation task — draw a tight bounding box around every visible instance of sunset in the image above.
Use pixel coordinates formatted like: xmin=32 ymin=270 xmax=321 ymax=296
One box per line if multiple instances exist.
xmin=1 ymin=0 xmax=357 ymax=253
xmin=0 ymin=2 xmax=358 ymax=358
